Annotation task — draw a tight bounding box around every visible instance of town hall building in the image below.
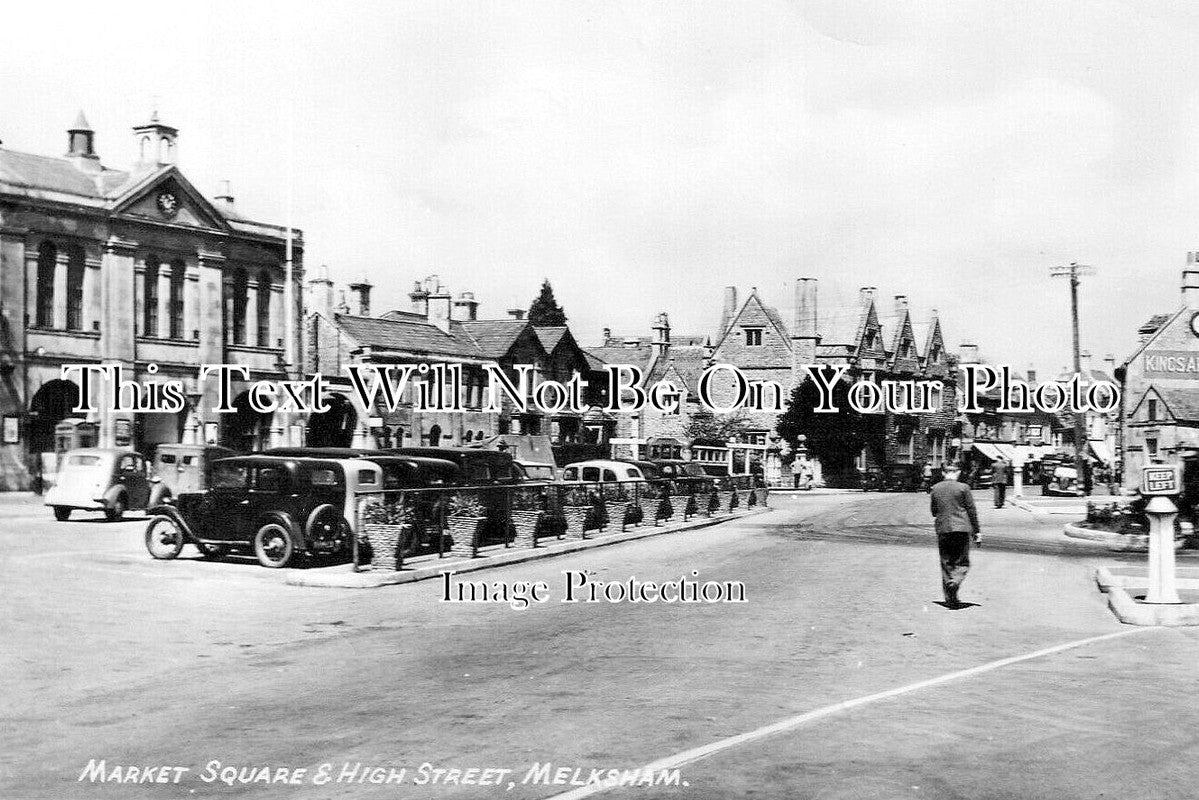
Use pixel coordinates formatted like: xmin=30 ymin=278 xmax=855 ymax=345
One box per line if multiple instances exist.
xmin=0 ymin=110 xmax=304 ymax=489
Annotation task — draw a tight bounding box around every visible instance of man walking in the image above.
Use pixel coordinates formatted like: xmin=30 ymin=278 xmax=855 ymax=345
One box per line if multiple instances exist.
xmin=992 ymin=457 xmax=1009 ymax=508
xmin=930 ymin=465 xmax=981 ymax=607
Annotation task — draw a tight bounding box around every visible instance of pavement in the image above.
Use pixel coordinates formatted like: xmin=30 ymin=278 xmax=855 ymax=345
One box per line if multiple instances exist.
xmin=4 ymin=490 xmax=1199 ymax=799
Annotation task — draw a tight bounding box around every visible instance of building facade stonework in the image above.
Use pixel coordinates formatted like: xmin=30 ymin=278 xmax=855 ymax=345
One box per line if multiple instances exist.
xmin=0 ymin=111 xmax=303 ymax=489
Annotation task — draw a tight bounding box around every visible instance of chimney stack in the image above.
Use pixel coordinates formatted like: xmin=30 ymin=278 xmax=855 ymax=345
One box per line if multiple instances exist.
xmin=453 ymin=291 xmax=479 ymax=321
xmin=507 ymin=308 xmax=526 ymax=320
xmin=720 ymin=286 xmax=738 ymax=336
xmin=791 ymin=278 xmax=819 ymax=388
xmin=348 ymin=277 xmax=373 ymax=317
xmin=958 ymin=342 xmax=979 ymax=364
xmin=214 ymin=179 xmax=236 ymax=212
xmin=1080 ymin=350 xmax=1092 ymax=376
xmin=1183 ymin=257 xmax=1199 ymax=309
xmin=1027 ymin=365 xmax=1037 ymax=384
xmin=602 ymin=327 xmax=611 ymax=343
xmin=1104 ymin=353 xmax=1116 ymax=376
xmin=652 ymin=312 xmax=671 ymax=358
xmin=306 ymin=266 xmax=335 ymax=319
xmin=859 ymin=286 xmax=877 ymax=305
xmin=409 ymin=278 xmax=431 ymax=315
xmin=427 ymin=284 xmax=452 ymax=333
xmin=893 ymin=295 xmax=908 ymax=315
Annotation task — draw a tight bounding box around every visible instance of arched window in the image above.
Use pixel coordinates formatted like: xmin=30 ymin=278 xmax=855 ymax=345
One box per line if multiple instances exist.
xmin=256 ymin=269 xmax=271 ymax=346
xmin=35 ymin=242 xmax=56 ymax=328
xmin=169 ymin=260 xmax=185 ymax=339
xmin=232 ymin=267 xmax=248 ymax=345
xmin=139 ymin=136 xmax=150 ymax=161
xmin=65 ymin=245 xmax=85 ymax=331
xmin=143 ymin=255 xmax=160 ymax=337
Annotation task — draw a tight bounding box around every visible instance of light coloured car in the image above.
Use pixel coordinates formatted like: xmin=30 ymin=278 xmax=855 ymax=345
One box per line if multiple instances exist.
xmin=46 ymin=448 xmax=151 ymax=521
xmin=560 ymin=459 xmax=645 ymax=483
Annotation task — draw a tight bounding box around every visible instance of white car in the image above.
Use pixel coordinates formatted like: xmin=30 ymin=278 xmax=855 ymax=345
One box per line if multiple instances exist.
xmin=560 ymin=460 xmax=646 ymax=483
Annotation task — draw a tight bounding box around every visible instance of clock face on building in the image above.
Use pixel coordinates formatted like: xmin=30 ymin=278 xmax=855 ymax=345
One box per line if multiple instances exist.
xmin=1191 ymin=311 xmax=1199 ymax=338
xmin=156 ymin=191 xmax=180 ymax=218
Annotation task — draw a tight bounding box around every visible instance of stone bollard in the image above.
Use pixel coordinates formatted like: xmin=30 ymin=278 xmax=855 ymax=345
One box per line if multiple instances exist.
xmin=1145 ymin=495 xmax=1181 ymax=604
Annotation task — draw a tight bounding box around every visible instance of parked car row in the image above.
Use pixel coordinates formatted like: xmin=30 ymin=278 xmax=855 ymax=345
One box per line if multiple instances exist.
xmin=46 ymin=444 xmax=747 ymax=569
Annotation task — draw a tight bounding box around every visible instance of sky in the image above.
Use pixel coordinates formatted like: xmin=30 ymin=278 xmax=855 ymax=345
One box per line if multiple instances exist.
xmin=3 ymin=0 xmax=1199 ymax=377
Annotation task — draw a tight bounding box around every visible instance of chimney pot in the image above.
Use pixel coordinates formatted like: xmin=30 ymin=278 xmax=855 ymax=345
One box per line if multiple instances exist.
xmin=1183 ymin=268 xmax=1199 ymax=309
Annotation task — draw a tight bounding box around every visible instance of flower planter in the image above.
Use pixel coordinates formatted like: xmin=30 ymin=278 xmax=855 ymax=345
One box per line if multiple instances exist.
xmin=364 ymin=522 xmax=405 ymax=571
xmin=604 ymin=502 xmax=629 ymax=533
xmin=754 ymin=488 xmax=769 ymax=508
xmin=448 ymin=516 xmax=486 ymax=559
xmin=563 ymin=505 xmax=592 ymax=540
xmin=639 ymin=498 xmax=662 ymax=526
xmin=510 ymin=510 xmax=544 ymax=548
xmin=716 ymin=491 xmax=735 ymax=514
xmin=681 ymin=494 xmax=698 ymax=520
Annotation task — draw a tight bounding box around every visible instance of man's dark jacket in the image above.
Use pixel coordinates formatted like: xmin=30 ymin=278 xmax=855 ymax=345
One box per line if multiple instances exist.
xmin=930 ymin=478 xmax=980 ymax=534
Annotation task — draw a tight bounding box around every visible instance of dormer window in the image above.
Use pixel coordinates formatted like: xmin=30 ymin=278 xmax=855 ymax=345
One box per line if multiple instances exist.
xmin=863 ymin=330 xmax=877 ymax=351
xmin=744 ymin=328 xmax=763 ymax=346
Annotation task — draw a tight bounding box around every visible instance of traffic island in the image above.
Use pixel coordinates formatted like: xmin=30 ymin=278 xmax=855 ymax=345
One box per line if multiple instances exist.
xmin=286 ymin=506 xmax=772 ymax=589
xmin=1095 ymin=567 xmax=1199 ymax=626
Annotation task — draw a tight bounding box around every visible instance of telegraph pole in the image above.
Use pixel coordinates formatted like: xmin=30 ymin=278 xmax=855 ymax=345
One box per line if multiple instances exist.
xmin=1050 ymin=262 xmax=1095 ymax=493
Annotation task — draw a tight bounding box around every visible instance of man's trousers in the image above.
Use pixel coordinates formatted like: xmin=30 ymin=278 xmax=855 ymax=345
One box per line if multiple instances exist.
xmin=937 ymin=531 xmax=972 ymax=598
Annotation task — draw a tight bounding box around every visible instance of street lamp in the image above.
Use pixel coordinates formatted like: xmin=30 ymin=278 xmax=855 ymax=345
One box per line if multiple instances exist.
xmin=1050 ymin=262 xmax=1095 ymax=492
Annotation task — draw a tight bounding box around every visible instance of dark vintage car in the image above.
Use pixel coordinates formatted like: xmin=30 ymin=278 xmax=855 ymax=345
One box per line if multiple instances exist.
xmin=386 ymin=446 xmax=521 ymax=484
xmin=261 ymin=447 xmax=462 ymax=489
xmin=144 ymin=455 xmax=383 ymax=567
xmin=148 ymin=443 xmax=236 ymax=507
xmin=651 ymin=459 xmax=716 ymax=493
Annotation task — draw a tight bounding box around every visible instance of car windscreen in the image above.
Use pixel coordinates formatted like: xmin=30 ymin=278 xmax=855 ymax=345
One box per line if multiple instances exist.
xmin=211 ymin=463 xmax=250 ymax=489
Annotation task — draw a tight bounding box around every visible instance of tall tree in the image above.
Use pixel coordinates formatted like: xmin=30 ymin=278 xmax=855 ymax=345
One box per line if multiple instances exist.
xmin=776 ymin=370 xmax=885 ymax=476
xmin=528 ymin=279 xmax=567 ymax=326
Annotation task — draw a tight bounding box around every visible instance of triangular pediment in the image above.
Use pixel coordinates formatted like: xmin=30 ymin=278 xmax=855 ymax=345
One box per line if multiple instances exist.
xmin=109 ymin=166 xmax=232 ymax=232
xmin=1130 ymin=385 xmax=1175 ymax=422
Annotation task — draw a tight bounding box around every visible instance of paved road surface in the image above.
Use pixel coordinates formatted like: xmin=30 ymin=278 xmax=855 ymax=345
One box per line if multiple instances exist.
xmin=2 ymin=492 xmax=1196 ymax=799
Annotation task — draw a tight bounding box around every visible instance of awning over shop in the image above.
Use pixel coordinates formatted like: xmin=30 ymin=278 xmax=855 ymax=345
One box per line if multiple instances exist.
xmin=993 ymin=444 xmax=1017 ymax=461
xmin=1089 ymin=440 xmax=1113 ymax=466
xmin=970 ymin=442 xmax=1003 ymax=461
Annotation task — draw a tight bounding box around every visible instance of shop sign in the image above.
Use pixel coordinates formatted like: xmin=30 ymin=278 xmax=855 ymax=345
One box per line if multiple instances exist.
xmin=1143 ymin=350 xmax=1199 ymax=379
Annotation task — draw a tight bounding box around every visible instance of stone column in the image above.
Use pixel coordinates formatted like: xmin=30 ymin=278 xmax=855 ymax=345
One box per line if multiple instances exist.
xmin=184 ymin=264 xmax=200 ymax=342
xmin=100 ymin=237 xmax=138 ymax=449
xmin=246 ymin=278 xmax=260 ymax=346
xmin=157 ymin=269 xmax=171 ymax=339
xmin=196 ymin=251 xmax=227 ymax=437
xmin=53 ymin=251 xmax=69 ymax=329
xmin=269 ymin=282 xmax=283 ymax=350
xmin=83 ymin=250 xmax=102 ymax=334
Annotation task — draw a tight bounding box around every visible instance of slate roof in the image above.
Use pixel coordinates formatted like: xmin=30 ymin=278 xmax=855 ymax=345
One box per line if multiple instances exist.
xmin=646 ymin=347 xmax=710 ymax=394
xmin=458 ymin=320 xmax=530 ymax=359
xmin=1139 ymin=314 xmax=1172 ymax=336
xmin=0 ymin=148 xmax=139 ymax=199
xmin=585 ymin=345 xmax=654 ymax=372
xmin=334 ymin=314 xmax=486 ymax=359
xmin=0 ymin=145 xmax=295 ymax=241
xmin=1155 ymin=387 xmax=1199 ymax=423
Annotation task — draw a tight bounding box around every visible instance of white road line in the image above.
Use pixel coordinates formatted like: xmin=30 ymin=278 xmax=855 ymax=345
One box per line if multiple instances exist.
xmin=544 ymin=626 xmax=1158 ymax=799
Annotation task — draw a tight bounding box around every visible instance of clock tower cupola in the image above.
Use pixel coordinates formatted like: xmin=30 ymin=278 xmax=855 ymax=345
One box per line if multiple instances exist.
xmin=132 ymin=108 xmax=178 ymax=167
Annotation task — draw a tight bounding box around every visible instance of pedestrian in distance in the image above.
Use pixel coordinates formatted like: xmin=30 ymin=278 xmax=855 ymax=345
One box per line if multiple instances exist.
xmin=929 ymin=464 xmax=981 ymax=608
xmin=921 ymin=461 xmax=934 ymax=493
xmin=991 ymin=457 xmax=1009 ymax=508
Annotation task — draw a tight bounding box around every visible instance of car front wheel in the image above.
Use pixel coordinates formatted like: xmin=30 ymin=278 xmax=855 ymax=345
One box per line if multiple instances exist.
xmin=52 ymin=506 xmax=70 ymax=522
xmin=253 ymin=523 xmax=295 ymax=568
xmin=145 ymin=516 xmax=185 ymax=560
